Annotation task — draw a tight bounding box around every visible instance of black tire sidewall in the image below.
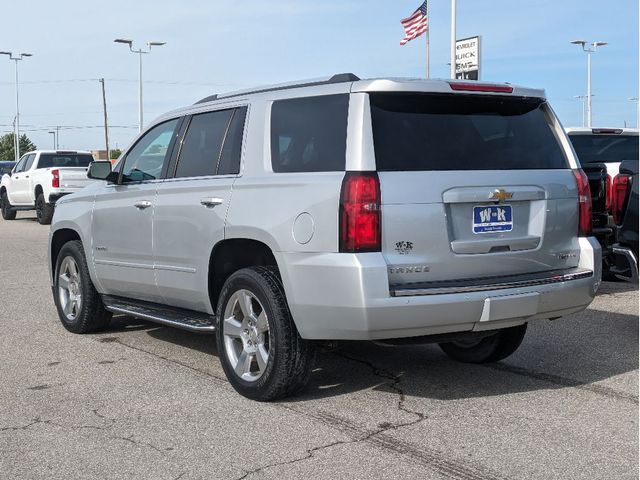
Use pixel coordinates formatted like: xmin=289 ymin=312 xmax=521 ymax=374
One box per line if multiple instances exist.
xmin=36 ymin=193 xmax=52 ymax=225
xmin=439 ymin=324 xmax=527 ymax=364
xmin=54 ymin=241 xmax=96 ymax=333
xmin=1 ymin=192 xmax=16 ymax=220
xmin=216 ymin=268 xmax=290 ymax=400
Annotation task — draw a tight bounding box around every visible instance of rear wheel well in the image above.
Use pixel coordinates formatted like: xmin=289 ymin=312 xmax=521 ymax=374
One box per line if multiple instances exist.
xmin=0 ymin=186 xmax=5 ymax=196
xmin=34 ymin=185 xmax=43 ymax=199
xmin=209 ymin=239 xmax=279 ymax=311
xmin=51 ymin=229 xmax=82 ymax=274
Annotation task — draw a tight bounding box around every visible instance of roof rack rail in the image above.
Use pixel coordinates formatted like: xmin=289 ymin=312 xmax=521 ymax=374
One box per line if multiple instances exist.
xmin=194 ymin=73 xmax=360 ymax=105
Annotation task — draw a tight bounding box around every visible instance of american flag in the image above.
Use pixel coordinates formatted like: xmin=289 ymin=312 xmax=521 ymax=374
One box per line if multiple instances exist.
xmin=400 ymin=1 xmax=428 ymax=46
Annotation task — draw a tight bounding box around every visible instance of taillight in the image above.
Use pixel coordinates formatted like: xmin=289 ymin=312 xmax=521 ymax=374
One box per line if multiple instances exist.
xmin=339 ymin=172 xmax=381 ymax=252
xmin=573 ymin=169 xmax=592 ymax=236
xmin=604 ymin=174 xmax=612 ymax=212
xmin=612 ymin=174 xmax=630 ymax=224
xmin=52 ymin=169 xmax=60 ymax=188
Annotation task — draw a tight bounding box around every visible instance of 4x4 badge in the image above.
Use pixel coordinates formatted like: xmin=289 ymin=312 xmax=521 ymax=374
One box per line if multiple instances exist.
xmin=490 ymin=189 xmax=514 ymax=202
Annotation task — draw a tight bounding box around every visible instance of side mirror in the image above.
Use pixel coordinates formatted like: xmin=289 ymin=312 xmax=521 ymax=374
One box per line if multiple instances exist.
xmin=88 ymin=161 xmax=114 ymax=181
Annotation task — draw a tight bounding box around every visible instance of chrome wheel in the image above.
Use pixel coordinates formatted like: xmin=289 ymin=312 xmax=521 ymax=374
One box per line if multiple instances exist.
xmin=222 ymin=289 xmax=270 ymax=382
xmin=58 ymin=256 xmax=82 ymax=321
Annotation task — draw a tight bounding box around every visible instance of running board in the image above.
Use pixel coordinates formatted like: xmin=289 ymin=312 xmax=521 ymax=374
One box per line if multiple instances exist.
xmin=102 ymin=295 xmax=216 ymax=333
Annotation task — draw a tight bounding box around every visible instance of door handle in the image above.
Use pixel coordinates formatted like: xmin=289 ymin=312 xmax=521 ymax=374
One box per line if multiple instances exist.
xmin=24 ymin=175 xmax=29 ymax=178
xmin=133 ymin=200 xmax=152 ymax=210
xmin=200 ymin=197 xmax=224 ymax=208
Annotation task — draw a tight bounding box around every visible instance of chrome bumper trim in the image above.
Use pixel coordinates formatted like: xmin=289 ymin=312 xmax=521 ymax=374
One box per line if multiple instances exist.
xmin=391 ymin=268 xmax=594 ymax=297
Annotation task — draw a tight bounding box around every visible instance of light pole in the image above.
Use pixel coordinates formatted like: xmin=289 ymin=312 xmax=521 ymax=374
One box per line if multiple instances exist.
xmin=48 ymin=131 xmax=56 ymax=149
xmin=0 ymin=51 xmax=33 ymax=161
xmin=114 ymin=39 xmax=166 ymax=133
xmin=571 ymin=40 xmax=607 ymax=128
xmin=629 ymin=97 xmax=639 ymax=129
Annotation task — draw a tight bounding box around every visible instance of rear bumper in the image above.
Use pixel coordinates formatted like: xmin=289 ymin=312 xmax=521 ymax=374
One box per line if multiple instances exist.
xmin=610 ymin=244 xmax=638 ymax=282
xmin=277 ymin=237 xmax=601 ymax=340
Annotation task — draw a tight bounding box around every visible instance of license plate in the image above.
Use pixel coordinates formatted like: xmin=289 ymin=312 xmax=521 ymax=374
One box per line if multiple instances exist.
xmin=473 ymin=205 xmax=513 ymax=234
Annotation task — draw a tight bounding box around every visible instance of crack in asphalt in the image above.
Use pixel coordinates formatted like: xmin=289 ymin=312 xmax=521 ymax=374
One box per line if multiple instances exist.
xmin=95 ymin=336 xmax=228 ymax=385
xmin=236 ymin=353 xmax=505 ymax=480
xmin=485 ymin=363 xmax=639 ymax=404
xmin=111 ymin=433 xmax=167 ymax=456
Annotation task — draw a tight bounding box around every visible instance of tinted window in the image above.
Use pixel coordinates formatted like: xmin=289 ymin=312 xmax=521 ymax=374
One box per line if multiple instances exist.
xmin=121 ymin=119 xmax=179 ymax=183
xmin=370 ymin=93 xmax=569 ymax=171
xmin=0 ymin=163 xmax=15 ymax=175
xmin=218 ymin=107 xmax=247 ymax=175
xmin=24 ymin=154 xmax=36 ymax=170
xmin=14 ymin=156 xmax=28 ymax=172
xmin=568 ymin=134 xmax=639 ymax=164
xmin=175 ymin=109 xmax=233 ymax=178
xmin=38 ymin=153 xmax=93 ymax=168
xmin=271 ymin=94 xmax=348 ymax=172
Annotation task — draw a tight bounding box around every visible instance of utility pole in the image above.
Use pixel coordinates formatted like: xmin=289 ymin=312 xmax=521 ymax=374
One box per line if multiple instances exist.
xmin=0 ymin=51 xmax=33 ymax=161
xmin=99 ymin=78 xmax=110 ymax=160
xmin=55 ymin=126 xmax=59 ymax=149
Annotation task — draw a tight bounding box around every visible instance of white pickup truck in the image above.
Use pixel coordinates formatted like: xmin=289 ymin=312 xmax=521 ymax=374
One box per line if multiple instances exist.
xmin=0 ymin=150 xmax=95 ymax=224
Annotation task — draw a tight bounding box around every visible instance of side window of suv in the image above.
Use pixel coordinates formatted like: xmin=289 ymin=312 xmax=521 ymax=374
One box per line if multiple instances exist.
xmin=120 ymin=119 xmax=179 ymax=183
xmin=218 ymin=107 xmax=247 ymax=175
xmin=270 ymin=94 xmax=349 ymax=173
xmin=174 ymin=109 xmax=236 ymax=178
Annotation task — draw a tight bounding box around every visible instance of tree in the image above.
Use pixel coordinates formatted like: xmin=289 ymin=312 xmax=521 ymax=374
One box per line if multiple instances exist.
xmin=110 ymin=148 xmax=122 ymax=160
xmin=0 ymin=133 xmax=37 ymax=161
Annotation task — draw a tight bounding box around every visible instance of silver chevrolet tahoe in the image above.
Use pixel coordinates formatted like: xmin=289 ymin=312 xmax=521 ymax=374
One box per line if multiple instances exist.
xmin=49 ymin=74 xmax=601 ymax=401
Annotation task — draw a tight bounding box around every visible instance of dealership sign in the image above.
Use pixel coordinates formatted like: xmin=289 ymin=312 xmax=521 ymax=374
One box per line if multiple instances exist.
xmin=455 ymin=36 xmax=481 ymax=80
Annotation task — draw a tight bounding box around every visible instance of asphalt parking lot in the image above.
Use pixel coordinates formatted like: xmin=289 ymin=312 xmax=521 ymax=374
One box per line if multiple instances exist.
xmin=0 ymin=212 xmax=638 ymax=480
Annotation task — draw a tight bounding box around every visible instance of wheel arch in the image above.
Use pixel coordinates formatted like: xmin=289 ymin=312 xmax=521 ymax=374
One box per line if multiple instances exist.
xmin=50 ymin=228 xmax=83 ymax=277
xmin=208 ymin=238 xmax=281 ymax=314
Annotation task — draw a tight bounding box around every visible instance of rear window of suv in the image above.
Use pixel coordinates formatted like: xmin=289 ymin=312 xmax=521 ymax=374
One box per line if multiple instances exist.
xmin=370 ymin=93 xmax=569 ymax=171
xmin=38 ymin=153 xmax=93 ymax=168
xmin=568 ymin=134 xmax=639 ymax=164
xmin=271 ymin=94 xmax=349 ymax=172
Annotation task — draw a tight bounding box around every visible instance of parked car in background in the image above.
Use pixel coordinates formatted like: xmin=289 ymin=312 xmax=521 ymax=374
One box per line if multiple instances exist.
xmin=567 ymin=128 xmax=639 ymax=280
xmin=0 ymin=161 xmax=16 ymax=177
xmin=0 ymin=150 xmax=95 ymax=225
xmin=49 ymin=75 xmax=601 ymax=401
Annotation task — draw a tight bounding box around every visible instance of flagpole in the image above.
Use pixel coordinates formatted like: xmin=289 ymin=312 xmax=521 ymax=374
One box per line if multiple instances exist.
xmin=425 ymin=1 xmax=430 ymax=78
xmin=450 ymin=0 xmax=457 ymax=79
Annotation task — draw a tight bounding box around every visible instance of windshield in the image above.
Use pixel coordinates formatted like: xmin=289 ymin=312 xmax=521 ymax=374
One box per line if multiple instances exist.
xmin=370 ymin=93 xmax=569 ymax=171
xmin=38 ymin=154 xmax=93 ymax=169
xmin=568 ymin=134 xmax=639 ymax=164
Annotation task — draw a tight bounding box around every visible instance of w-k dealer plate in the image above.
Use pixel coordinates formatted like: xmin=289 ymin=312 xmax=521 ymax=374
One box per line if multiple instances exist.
xmin=473 ymin=205 xmax=513 ymax=234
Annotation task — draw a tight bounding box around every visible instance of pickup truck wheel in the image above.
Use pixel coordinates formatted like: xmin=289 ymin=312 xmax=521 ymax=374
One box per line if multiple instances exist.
xmin=36 ymin=193 xmax=54 ymax=225
xmin=1 ymin=191 xmax=16 ymax=220
xmin=54 ymin=240 xmax=112 ymax=333
xmin=438 ymin=324 xmax=527 ymax=363
xmin=216 ymin=266 xmax=315 ymax=401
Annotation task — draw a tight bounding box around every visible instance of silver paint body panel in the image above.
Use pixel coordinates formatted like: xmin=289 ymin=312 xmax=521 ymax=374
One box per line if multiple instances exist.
xmin=49 ymin=77 xmax=601 ymax=340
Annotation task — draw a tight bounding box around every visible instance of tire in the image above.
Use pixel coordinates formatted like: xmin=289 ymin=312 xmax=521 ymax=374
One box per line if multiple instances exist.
xmin=438 ymin=323 xmax=527 ymax=364
xmin=53 ymin=240 xmax=112 ymax=333
xmin=1 ymin=191 xmax=16 ymax=220
xmin=36 ymin=193 xmax=54 ymax=225
xmin=216 ymin=266 xmax=315 ymax=401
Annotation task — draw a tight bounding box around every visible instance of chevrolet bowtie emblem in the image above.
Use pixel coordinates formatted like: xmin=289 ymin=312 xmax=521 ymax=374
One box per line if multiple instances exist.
xmin=489 ymin=189 xmax=514 ymax=202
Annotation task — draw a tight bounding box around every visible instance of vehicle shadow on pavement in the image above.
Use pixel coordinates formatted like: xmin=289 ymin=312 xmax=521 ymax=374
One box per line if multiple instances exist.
xmin=103 ymin=300 xmax=638 ymax=403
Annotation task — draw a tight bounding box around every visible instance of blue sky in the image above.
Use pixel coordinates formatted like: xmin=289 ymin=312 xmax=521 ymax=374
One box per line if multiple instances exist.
xmin=0 ymin=0 xmax=637 ymax=152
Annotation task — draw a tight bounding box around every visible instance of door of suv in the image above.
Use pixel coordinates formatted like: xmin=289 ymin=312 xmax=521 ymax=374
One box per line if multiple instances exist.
xmin=91 ymin=118 xmax=180 ymax=302
xmin=153 ymin=106 xmax=247 ymax=313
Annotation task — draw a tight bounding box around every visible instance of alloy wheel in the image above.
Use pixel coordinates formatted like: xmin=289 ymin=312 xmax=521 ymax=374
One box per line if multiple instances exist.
xmin=223 ymin=289 xmax=270 ymax=382
xmin=58 ymin=256 xmax=82 ymax=321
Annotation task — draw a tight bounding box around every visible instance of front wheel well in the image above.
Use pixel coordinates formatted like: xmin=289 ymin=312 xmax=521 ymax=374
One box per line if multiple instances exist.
xmin=51 ymin=229 xmax=82 ymax=274
xmin=209 ymin=239 xmax=279 ymax=311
